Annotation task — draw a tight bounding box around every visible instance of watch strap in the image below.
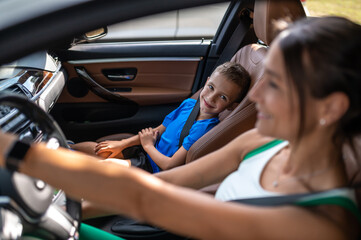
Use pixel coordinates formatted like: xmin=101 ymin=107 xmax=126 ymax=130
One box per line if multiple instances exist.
xmin=5 ymin=140 xmax=31 ymax=172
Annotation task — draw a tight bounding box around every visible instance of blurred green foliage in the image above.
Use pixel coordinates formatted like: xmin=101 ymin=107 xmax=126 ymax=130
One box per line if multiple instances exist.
xmin=306 ymin=0 xmax=361 ymax=24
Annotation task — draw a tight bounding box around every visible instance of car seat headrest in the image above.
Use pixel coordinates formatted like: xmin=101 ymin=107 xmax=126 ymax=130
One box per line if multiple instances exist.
xmin=254 ymin=0 xmax=306 ymax=46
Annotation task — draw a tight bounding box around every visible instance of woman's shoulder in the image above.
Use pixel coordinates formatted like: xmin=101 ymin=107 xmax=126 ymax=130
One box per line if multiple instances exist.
xmin=229 ymin=129 xmax=278 ymax=160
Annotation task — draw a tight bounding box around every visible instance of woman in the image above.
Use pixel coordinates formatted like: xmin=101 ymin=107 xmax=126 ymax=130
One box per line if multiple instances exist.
xmin=0 ymin=16 xmax=360 ymax=239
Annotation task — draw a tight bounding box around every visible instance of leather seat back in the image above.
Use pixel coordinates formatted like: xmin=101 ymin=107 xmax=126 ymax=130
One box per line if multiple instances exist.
xmin=343 ymin=137 xmax=361 ymax=206
xmin=185 ymin=0 xmax=306 ymax=163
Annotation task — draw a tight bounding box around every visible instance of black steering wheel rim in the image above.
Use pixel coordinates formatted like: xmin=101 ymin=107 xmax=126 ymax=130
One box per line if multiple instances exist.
xmin=0 ymin=92 xmax=81 ymax=234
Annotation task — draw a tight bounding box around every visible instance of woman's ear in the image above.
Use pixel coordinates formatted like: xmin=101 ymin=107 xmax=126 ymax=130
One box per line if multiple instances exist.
xmin=320 ymin=92 xmax=349 ymax=125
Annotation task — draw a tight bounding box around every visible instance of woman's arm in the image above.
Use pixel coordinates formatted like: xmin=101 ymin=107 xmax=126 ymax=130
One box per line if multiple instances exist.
xmin=155 ymin=128 xmax=274 ymax=189
xmin=0 ymin=131 xmax=351 ymax=240
xmin=0 ymin=132 xmax=350 ymax=240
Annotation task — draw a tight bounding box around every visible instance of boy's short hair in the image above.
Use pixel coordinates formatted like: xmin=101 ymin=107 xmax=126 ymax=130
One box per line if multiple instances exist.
xmin=212 ymin=62 xmax=251 ymax=102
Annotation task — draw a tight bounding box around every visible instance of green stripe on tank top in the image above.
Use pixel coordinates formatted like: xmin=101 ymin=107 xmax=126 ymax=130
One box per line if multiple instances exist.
xmin=296 ymin=196 xmax=361 ymax=225
xmin=243 ymin=139 xmax=284 ymax=161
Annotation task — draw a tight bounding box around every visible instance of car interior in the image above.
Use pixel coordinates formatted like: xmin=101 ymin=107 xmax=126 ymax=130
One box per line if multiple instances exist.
xmin=91 ymin=0 xmax=307 ymax=168
xmin=0 ymin=0 xmax=359 ymax=239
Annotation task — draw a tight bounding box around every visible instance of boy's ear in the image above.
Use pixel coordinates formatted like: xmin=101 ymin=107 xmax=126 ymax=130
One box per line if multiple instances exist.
xmin=226 ymin=102 xmax=239 ymax=111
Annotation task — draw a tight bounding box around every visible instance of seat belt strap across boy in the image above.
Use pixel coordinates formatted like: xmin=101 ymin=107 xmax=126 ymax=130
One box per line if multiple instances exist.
xmin=178 ymin=98 xmax=200 ymax=149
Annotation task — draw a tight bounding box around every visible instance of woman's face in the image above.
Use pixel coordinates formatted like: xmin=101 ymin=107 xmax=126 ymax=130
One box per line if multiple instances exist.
xmin=249 ymin=42 xmax=301 ymax=141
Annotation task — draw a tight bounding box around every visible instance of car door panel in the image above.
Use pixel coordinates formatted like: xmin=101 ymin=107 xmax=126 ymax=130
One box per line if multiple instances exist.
xmin=51 ymin=42 xmax=208 ymax=142
xmin=60 ymin=59 xmax=199 ymax=105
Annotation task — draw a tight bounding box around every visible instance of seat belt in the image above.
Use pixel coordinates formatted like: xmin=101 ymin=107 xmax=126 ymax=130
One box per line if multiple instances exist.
xmin=213 ymin=9 xmax=253 ymax=69
xmin=178 ymin=98 xmax=200 ymax=149
xmin=232 ymin=192 xmax=320 ymax=206
xmin=232 ymin=188 xmax=361 ymax=224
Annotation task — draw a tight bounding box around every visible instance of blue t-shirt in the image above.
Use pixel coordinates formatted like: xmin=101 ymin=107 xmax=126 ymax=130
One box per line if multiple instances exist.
xmin=148 ymin=98 xmax=219 ymax=173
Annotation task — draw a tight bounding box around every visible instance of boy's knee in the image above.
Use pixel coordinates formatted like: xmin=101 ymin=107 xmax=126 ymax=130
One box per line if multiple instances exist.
xmin=71 ymin=141 xmax=98 ymax=156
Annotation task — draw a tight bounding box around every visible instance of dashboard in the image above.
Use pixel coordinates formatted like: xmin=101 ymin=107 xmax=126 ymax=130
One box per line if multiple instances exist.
xmin=0 ymin=51 xmax=78 ymax=239
xmin=0 ymin=51 xmax=67 ymax=142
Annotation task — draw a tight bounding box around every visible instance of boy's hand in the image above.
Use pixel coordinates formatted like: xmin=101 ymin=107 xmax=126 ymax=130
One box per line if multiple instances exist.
xmin=139 ymin=128 xmax=159 ymax=149
xmin=94 ymin=140 xmax=126 ymax=158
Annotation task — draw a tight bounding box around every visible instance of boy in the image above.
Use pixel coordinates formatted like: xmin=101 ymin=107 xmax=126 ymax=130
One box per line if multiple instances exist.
xmin=74 ymin=62 xmax=250 ymax=173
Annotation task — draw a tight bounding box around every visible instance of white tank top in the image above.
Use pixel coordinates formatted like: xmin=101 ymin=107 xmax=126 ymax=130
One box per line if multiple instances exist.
xmin=214 ymin=140 xmax=361 ymax=223
xmin=215 ymin=140 xmax=288 ymax=201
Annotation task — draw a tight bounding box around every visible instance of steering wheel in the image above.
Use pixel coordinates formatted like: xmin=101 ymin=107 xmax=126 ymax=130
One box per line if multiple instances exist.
xmin=0 ymin=93 xmax=81 ymax=239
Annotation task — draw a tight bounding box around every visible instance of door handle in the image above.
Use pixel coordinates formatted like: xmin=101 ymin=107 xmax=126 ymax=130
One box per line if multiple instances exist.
xmin=75 ymin=67 xmax=138 ymax=107
xmin=102 ymin=68 xmax=137 ymax=81
xmin=106 ymin=74 xmax=135 ymax=80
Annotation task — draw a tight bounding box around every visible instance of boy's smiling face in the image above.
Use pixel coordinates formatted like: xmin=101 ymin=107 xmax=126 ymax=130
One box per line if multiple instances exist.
xmin=199 ymin=71 xmax=242 ymax=119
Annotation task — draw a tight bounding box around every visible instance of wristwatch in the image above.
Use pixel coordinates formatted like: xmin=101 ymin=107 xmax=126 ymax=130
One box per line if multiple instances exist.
xmin=5 ymin=140 xmax=31 ymax=172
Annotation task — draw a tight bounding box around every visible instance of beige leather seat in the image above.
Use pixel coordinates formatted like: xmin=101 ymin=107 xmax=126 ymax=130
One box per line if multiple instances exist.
xmin=97 ymin=0 xmax=306 ymax=165
xmin=185 ymin=0 xmax=306 ymax=163
xmin=344 ymin=137 xmax=361 ymax=206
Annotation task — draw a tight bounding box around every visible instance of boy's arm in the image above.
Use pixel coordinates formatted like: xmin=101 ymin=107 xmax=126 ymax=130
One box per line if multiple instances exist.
xmin=95 ymin=124 xmax=165 ymax=158
xmin=95 ymin=135 xmax=139 ymax=158
xmin=143 ymin=143 xmax=188 ymax=170
xmin=139 ymin=126 xmax=187 ymax=170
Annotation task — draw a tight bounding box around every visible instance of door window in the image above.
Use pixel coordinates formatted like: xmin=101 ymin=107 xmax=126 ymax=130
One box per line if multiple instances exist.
xmin=100 ymin=2 xmax=230 ymax=42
